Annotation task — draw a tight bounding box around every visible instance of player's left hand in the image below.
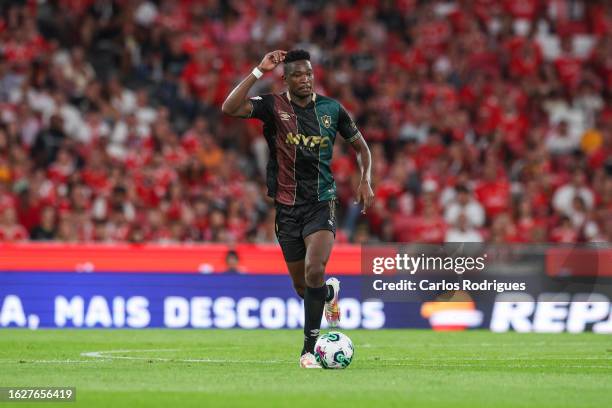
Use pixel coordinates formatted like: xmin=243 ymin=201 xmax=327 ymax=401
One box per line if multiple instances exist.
xmin=355 ymin=180 xmax=374 ymax=215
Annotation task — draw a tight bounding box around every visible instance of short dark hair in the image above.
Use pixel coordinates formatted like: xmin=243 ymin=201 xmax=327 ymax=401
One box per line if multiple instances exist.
xmin=284 ymin=49 xmax=310 ymax=64
xmin=226 ymin=249 xmax=239 ymax=261
xmin=455 ymin=184 xmax=469 ymax=194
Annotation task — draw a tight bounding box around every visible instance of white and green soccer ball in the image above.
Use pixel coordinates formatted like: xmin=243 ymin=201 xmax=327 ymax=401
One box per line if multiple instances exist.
xmin=314 ymin=331 xmax=354 ymax=369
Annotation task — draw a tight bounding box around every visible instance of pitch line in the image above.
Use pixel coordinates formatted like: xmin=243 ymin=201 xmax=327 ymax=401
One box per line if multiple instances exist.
xmin=5 ymin=349 xmax=609 ymax=367
xmin=381 ymin=362 xmax=612 ymax=369
xmin=373 ymin=356 xmax=612 ymax=361
xmin=81 ymin=349 xmax=290 ymax=364
xmin=367 ymin=342 xmax=604 ymax=348
xmin=0 ymin=359 xmax=96 ymax=364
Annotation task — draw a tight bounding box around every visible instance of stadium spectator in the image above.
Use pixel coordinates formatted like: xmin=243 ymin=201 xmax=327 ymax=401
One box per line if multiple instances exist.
xmin=545 ymin=120 xmax=581 ymax=155
xmin=30 ymin=205 xmax=56 ymax=240
xmin=0 ymin=206 xmax=28 ymax=241
xmin=444 ymin=184 xmax=486 ymax=228
xmin=445 ymin=213 xmax=484 ymax=243
xmin=224 ymin=249 xmax=242 ymax=274
xmin=552 ymin=169 xmax=595 ymax=216
xmin=474 ymin=161 xmax=511 ymax=219
xmin=550 ymin=215 xmax=579 ymax=243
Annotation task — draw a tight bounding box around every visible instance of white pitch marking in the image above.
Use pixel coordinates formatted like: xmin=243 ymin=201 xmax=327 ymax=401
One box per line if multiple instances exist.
xmin=380 ymin=362 xmax=612 ymax=369
xmin=369 ymin=342 xmax=601 ymax=348
xmin=79 ymin=349 xmax=612 ymax=366
xmin=81 ymin=349 xmax=290 ymax=364
xmin=369 ymin=356 xmax=612 ymax=362
xmin=81 ymin=348 xmax=178 ymax=358
xmin=0 ymin=359 xmax=97 ymax=364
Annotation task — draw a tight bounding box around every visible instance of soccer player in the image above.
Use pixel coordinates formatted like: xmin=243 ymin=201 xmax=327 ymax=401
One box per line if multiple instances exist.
xmin=222 ymin=49 xmax=374 ymax=368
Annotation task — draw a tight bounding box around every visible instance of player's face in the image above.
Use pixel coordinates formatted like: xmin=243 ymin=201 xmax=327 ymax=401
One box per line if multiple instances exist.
xmin=284 ymin=60 xmax=314 ymax=98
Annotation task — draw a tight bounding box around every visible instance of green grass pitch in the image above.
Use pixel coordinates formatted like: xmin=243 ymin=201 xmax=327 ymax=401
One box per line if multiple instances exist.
xmin=0 ymin=329 xmax=610 ymax=407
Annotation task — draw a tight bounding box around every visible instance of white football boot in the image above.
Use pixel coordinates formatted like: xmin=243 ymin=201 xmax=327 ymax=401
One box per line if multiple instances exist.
xmin=299 ymin=352 xmax=322 ymax=368
xmin=324 ymin=277 xmax=341 ymax=328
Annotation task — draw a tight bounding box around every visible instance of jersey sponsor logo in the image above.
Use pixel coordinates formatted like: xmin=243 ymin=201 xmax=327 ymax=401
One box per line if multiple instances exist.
xmin=285 ymin=132 xmax=330 ymax=148
xmin=321 ymin=115 xmax=332 ymax=128
xmin=278 ymin=111 xmax=292 ymax=121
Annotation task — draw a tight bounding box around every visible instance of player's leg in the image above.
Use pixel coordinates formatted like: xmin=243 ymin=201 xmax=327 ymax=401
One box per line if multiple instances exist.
xmin=277 ymin=201 xmax=334 ymax=367
xmin=277 ymin=233 xmax=321 ymax=367
xmin=286 ymin=259 xmax=305 ymax=298
xmin=303 ymin=200 xmax=340 ymax=325
xmin=276 ymin=207 xmax=321 ymax=367
xmin=301 ymin=229 xmax=334 ymax=355
xmin=275 ymin=203 xmax=307 ymax=299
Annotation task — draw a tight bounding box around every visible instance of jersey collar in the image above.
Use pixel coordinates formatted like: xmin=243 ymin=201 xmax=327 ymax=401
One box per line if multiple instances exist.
xmin=286 ymin=91 xmax=316 ymax=105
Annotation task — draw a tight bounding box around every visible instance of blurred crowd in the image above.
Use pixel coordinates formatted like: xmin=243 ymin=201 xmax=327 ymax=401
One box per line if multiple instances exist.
xmin=0 ymin=0 xmax=611 ymax=244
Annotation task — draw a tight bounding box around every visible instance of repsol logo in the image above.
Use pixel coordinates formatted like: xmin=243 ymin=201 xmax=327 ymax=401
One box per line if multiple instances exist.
xmin=285 ymin=133 xmax=330 ymax=148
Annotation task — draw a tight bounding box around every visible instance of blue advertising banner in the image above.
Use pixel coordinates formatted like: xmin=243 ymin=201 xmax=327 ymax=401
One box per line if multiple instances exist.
xmin=0 ymin=273 xmax=429 ymax=330
xmin=2 ymin=273 xmax=611 ymax=332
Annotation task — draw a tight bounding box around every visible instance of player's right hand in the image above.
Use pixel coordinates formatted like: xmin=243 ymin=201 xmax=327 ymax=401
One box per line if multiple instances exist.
xmin=355 ymin=180 xmax=374 ymax=215
xmin=258 ymin=50 xmax=287 ymax=72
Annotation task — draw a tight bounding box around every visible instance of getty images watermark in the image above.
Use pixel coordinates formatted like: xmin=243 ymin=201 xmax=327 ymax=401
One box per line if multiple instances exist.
xmin=361 ymin=243 xmax=612 ymax=302
xmin=371 ymin=252 xmax=525 ymax=293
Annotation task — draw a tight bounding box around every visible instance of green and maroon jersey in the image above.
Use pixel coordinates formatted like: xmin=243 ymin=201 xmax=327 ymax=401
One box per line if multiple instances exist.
xmin=249 ymin=92 xmax=361 ymax=206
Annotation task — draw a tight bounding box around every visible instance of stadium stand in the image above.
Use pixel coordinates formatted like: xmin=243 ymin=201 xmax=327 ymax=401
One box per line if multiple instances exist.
xmin=0 ymin=0 xmax=610 ymax=244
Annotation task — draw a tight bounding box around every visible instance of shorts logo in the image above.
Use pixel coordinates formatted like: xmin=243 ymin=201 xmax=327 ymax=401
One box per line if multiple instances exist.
xmin=321 ymin=115 xmax=332 ymax=128
xmin=279 ymin=111 xmax=292 ymax=121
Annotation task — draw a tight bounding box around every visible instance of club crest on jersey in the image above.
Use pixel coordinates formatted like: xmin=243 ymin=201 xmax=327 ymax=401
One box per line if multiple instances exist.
xmin=278 ymin=111 xmax=292 ymax=121
xmin=321 ymin=115 xmax=332 ymax=128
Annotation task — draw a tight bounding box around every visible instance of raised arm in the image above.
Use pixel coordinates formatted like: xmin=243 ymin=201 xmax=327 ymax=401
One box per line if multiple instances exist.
xmin=350 ymin=136 xmax=374 ymax=214
xmin=221 ymin=50 xmax=287 ymax=118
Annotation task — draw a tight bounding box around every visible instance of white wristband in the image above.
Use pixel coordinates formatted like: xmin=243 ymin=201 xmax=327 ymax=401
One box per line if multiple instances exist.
xmin=251 ymin=67 xmax=264 ymax=79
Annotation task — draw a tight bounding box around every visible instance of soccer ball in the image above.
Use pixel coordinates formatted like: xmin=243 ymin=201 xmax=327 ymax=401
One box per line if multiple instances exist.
xmin=314 ymin=331 xmax=354 ymax=369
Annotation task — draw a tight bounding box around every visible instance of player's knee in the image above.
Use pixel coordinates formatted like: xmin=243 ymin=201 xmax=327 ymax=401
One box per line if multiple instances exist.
xmin=305 ymin=261 xmax=325 ymax=287
xmin=293 ymin=283 xmax=305 ymax=299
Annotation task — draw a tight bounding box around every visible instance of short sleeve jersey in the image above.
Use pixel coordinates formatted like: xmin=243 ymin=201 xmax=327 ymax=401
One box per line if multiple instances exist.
xmin=249 ymin=92 xmax=361 ymax=206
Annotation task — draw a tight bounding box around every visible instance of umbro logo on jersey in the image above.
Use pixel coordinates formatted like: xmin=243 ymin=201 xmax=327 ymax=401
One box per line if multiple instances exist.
xmin=279 ymin=111 xmax=292 ymax=121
